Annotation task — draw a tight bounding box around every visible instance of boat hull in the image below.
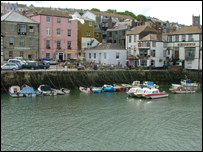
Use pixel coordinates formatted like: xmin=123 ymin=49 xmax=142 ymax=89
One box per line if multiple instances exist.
xmin=143 ymin=93 xmax=169 ymax=99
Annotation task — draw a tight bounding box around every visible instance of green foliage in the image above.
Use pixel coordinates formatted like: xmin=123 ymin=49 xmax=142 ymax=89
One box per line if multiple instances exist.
xmin=125 ymin=67 xmax=130 ymax=70
xmin=99 ymin=66 xmax=104 ymax=70
xmin=105 ymin=9 xmax=117 ymax=13
xmin=136 ymin=14 xmax=147 ymax=21
xmin=138 ymin=67 xmax=144 ymax=71
xmin=115 ymin=11 xmax=136 ymax=19
xmin=79 ymin=12 xmax=84 ymax=16
xmin=91 ymin=8 xmax=100 ymax=12
xmin=110 ymin=67 xmax=114 ymax=70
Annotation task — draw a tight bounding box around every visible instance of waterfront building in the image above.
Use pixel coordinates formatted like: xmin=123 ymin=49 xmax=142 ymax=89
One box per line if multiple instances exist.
xmin=1 ymin=11 xmax=39 ymax=60
xmin=84 ymin=43 xmax=127 ymax=66
xmin=28 ymin=9 xmax=78 ymax=61
xmin=166 ymin=26 xmax=202 ymax=70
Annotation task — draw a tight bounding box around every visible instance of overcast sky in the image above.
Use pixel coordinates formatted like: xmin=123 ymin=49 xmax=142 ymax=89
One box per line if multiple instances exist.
xmin=2 ymin=1 xmax=202 ymax=26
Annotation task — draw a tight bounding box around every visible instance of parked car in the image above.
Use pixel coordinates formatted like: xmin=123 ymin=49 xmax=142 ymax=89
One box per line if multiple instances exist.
xmin=22 ymin=61 xmax=39 ymax=70
xmin=38 ymin=62 xmax=50 ymax=69
xmin=7 ymin=59 xmax=23 ymax=69
xmin=1 ymin=63 xmax=19 ymax=71
xmin=40 ymin=58 xmax=58 ymax=65
xmin=1 ymin=61 xmax=7 ymax=65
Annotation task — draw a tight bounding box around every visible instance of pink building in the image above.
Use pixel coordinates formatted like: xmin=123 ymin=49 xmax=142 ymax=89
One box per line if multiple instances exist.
xmin=29 ymin=9 xmax=78 ymax=61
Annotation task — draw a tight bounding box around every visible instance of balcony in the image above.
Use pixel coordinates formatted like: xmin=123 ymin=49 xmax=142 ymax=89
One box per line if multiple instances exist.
xmin=138 ymin=42 xmax=150 ymax=48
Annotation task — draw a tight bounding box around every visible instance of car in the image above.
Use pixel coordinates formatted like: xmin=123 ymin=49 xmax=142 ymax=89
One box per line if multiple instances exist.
xmin=37 ymin=62 xmax=50 ymax=69
xmin=22 ymin=61 xmax=39 ymax=70
xmin=7 ymin=59 xmax=24 ymax=69
xmin=40 ymin=58 xmax=58 ymax=65
xmin=1 ymin=61 xmax=7 ymax=65
xmin=1 ymin=63 xmax=19 ymax=71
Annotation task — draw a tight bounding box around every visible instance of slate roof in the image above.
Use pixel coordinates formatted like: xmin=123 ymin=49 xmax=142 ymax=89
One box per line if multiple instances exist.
xmin=107 ymin=21 xmax=131 ymax=31
xmin=89 ymin=11 xmax=135 ymax=20
xmin=1 ymin=11 xmax=39 ymax=24
xmin=28 ymin=9 xmax=70 ymax=18
xmin=86 ymin=43 xmax=125 ymax=51
xmin=167 ymin=26 xmax=201 ymax=35
xmin=126 ymin=25 xmax=158 ymax=35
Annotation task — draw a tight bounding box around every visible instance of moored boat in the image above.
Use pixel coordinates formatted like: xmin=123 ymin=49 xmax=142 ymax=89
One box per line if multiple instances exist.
xmin=141 ymin=88 xmax=169 ymax=99
xmin=169 ymin=85 xmax=196 ymax=94
xmin=140 ymin=81 xmax=159 ymax=89
xmin=103 ymin=84 xmax=116 ymax=92
xmin=126 ymin=86 xmax=141 ymax=97
xmin=91 ymin=87 xmax=103 ymax=93
xmin=113 ymin=84 xmax=125 ymax=91
xmin=134 ymin=87 xmax=151 ymax=98
xmin=52 ymin=88 xmax=65 ymax=95
xmin=79 ymin=86 xmax=92 ymax=93
xmin=60 ymin=88 xmax=70 ymax=94
xmin=9 ymin=85 xmax=24 ymax=97
xmin=21 ymin=85 xmax=36 ymax=97
xmin=37 ymin=84 xmax=57 ymax=96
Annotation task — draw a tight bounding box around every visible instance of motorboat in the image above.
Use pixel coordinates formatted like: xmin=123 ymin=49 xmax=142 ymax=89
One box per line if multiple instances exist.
xmin=141 ymin=88 xmax=169 ymax=99
xmin=134 ymin=87 xmax=151 ymax=98
xmin=9 ymin=85 xmax=24 ymax=97
xmin=121 ymin=84 xmax=132 ymax=90
xmin=103 ymin=84 xmax=116 ymax=92
xmin=131 ymin=81 xmax=141 ymax=87
xmin=126 ymin=86 xmax=141 ymax=97
xmin=21 ymin=85 xmax=36 ymax=97
xmin=60 ymin=88 xmax=70 ymax=94
xmin=169 ymin=85 xmax=196 ymax=94
xmin=52 ymin=88 xmax=65 ymax=95
xmin=79 ymin=86 xmax=92 ymax=93
xmin=140 ymin=81 xmax=159 ymax=89
xmin=37 ymin=84 xmax=57 ymax=96
xmin=91 ymin=87 xmax=103 ymax=93
xmin=113 ymin=84 xmax=125 ymax=91
xmin=180 ymin=79 xmax=200 ymax=90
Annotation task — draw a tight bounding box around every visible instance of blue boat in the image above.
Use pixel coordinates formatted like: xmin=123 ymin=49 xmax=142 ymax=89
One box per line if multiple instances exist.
xmin=21 ymin=86 xmax=36 ymax=97
xmin=103 ymin=85 xmax=116 ymax=92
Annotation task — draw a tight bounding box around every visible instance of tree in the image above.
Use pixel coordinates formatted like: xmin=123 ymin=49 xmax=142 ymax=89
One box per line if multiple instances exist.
xmin=105 ymin=9 xmax=117 ymax=13
xmin=136 ymin=14 xmax=147 ymax=21
xmin=90 ymin=8 xmax=100 ymax=12
xmin=115 ymin=11 xmax=136 ymax=19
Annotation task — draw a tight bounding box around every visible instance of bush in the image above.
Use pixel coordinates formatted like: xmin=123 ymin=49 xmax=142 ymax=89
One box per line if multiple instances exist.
xmin=110 ymin=67 xmax=114 ymax=70
xmin=100 ymin=66 xmax=104 ymax=70
xmin=138 ymin=67 xmax=144 ymax=71
xmin=125 ymin=67 xmax=130 ymax=70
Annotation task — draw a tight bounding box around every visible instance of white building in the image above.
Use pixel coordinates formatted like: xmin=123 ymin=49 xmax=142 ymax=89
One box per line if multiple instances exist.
xmin=85 ymin=43 xmax=127 ymax=65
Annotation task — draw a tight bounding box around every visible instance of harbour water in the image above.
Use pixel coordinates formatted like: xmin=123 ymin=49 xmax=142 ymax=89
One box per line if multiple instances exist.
xmin=1 ymin=86 xmax=202 ymax=151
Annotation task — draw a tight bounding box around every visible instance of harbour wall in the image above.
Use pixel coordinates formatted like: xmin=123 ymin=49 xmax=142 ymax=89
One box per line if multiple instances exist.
xmin=1 ymin=70 xmax=202 ymax=91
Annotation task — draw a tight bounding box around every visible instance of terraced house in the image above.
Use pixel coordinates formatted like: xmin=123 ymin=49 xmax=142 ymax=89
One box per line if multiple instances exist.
xmin=28 ymin=9 xmax=78 ymax=61
xmin=1 ymin=11 xmax=39 ymax=60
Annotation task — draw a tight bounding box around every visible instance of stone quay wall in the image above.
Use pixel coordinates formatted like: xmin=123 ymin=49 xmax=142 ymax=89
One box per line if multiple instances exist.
xmin=1 ymin=70 xmax=202 ymax=91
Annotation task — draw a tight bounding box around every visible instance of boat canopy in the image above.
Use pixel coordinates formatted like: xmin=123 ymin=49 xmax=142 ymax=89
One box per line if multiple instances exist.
xmin=40 ymin=85 xmax=52 ymax=91
xmin=21 ymin=87 xmax=36 ymax=93
xmin=185 ymin=80 xmax=191 ymax=84
xmin=147 ymin=81 xmax=154 ymax=86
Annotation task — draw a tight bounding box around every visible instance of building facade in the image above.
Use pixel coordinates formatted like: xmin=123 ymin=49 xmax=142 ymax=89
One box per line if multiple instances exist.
xmin=1 ymin=11 xmax=39 ymax=60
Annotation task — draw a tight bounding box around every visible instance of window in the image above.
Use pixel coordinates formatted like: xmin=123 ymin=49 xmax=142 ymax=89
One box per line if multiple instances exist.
xmin=57 ymin=28 xmax=61 ymax=36
xmin=105 ymin=23 xmax=108 ymax=27
xmin=9 ymin=24 xmax=14 ymax=31
xmin=200 ymin=34 xmax=202 ymax=41
xmin=89 ymin=21 xmax=92 ymax=26
xmin=185 ymin=47 xmax=195 ymax=59
xmin=57 ymin=17 xmax=61 ymax=23
xmin=19 ymin=37 xmax=24 ymax=46
xmin=20 ymin=51 xmax=24 ymax=57
xmin=18 ymin=24 xmax=27 ymax=35
xmin=9 ymin=37 xmax=14 ymax=45
xmin=46 ymin=16 xmax=50 ymax=23
xmin=89 ymin=53 xmax=91 ymax=59
xmin=97 ymin=33 xmax=99 ymax=38
xmin=46 ymin=40 xmax=50 ymax=47
xmin=151 ymin=50 xmax=156 ymax=57
xmin=182 ymin=35 xmax=186 ymax=41
xmin=188 ymin=34 xmax=193 ymax=41
xmin=94 ymin=53 xmax=96 ymax=59
xmin=46 ymin=53 xmax=50 ymax=58
xmin=89 ymin=31 xmax=91 ymax=36
xmin=168 ymin=35 xmax=172 ymax=42
xmin=152 ymin=42 xmax=156 ymax=47
xmin=68 ymin=19 xmax=71 ymax=25
xmin=9 ymin=51 xmax=13 ymax=58
xmin=29 ymin=26 xmax=34 ymax=32
xmin=104 ymin=53 xmax=106 ymax=59
xmin=29 ymin=38 xmax=34 ymax=46
xmin=116 ymin=52 xmax=120 ymax=59
xmin=68 ymin=29 xmax=71 ymax=36
xmin=134 ymin=35 xmax=136 ymax=42
xmin=57 ymin=41 xmax=61 ymax=48
xmin=175 ymin=35 xmax=179 ymax=42
xmin=129 ymin=35 xmax=131 ymax=43
xmin=163 ymin=43 xmax=167 ymax=48
xmin=46 ymin=27 xmax=50 ymax=35
xmin=67 ymin=54 xmax=71 ymax=59
xmin=67 ymin=41 xmax=71 ymax=48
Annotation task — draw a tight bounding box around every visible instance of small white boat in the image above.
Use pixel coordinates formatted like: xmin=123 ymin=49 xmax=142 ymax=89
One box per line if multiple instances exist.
xmin=37 ymin=84 xmax=57 ymax=96
xmin=126 ymin=87 xmax=141 ymax=97
xmin=169 ymin=85 xmax=196 ymax=94
xmin=79 ymin=86 xmax=92 ymax=93
xmin=141 ymin=88 xmax=169 ymax=99
xmin=121 ymin=84 xmax=133 ymax=90
xmin=9 ymin=85 xmax=24 ymax=98
xmin=180 ymin=79 xmax=200 ymax=90
xmin=91 ymin=87 xmax=103 ymax=93
xmin=60 ymin=88 xmax=70 ymax=94
xmin=52 ymin=88 xmax=65 ymax=95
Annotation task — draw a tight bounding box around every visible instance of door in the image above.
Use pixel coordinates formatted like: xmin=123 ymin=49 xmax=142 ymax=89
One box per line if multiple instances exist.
xmin=99 ymin=53 xmax=101 ymax=64
xmin=59 ymin=53 xmax=63 ymax=61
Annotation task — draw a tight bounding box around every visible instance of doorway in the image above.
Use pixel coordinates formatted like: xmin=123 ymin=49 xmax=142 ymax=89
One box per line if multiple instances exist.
xmin=59 ymin=53 xmax=63 ymax=62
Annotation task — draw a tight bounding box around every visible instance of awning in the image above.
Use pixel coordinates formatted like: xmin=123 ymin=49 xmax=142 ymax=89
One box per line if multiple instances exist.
xmin=176 ymin=59 xmax=184 ymax=62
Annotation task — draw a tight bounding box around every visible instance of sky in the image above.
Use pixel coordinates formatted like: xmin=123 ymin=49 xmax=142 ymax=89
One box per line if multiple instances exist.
xmin=2 ymin=1 xmax=202 ymax=26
